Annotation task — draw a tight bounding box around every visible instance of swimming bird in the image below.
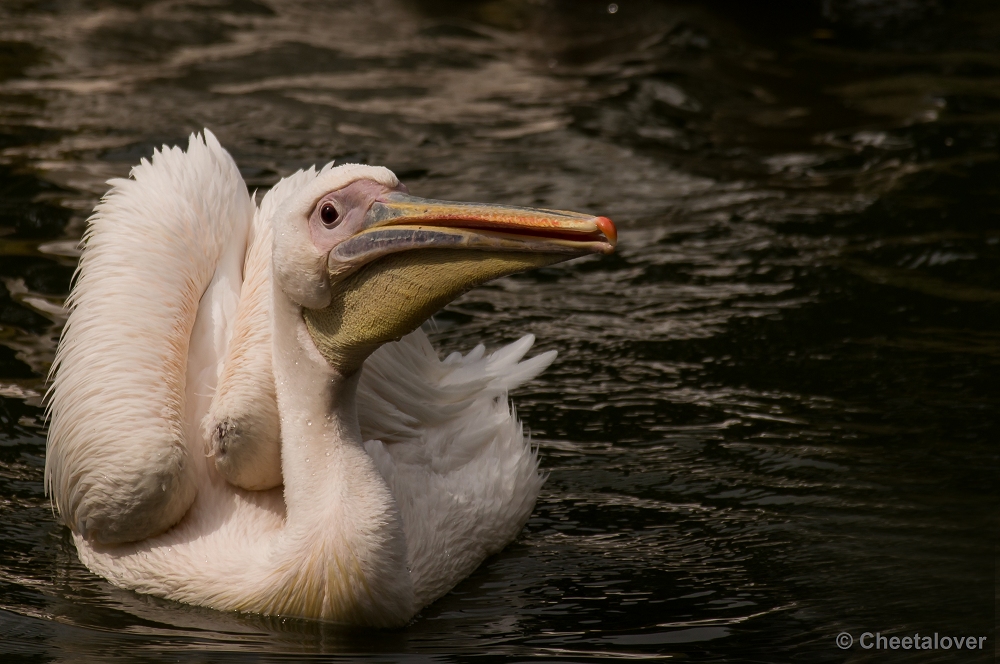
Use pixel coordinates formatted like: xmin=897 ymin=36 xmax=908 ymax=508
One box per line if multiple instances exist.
xmin=45 ymin=131 xmax=616 ymax=626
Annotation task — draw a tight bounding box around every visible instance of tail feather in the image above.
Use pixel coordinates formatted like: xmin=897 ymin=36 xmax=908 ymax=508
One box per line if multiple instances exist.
xmin=358 ymin=328 xmax=551 ymax=607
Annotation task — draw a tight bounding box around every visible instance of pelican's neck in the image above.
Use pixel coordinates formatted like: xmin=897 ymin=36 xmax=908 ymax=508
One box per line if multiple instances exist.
xmin=269 ymin=284 xmax=414 ymax=624
xmin=271 ymin=290 xmax=361 ymax=513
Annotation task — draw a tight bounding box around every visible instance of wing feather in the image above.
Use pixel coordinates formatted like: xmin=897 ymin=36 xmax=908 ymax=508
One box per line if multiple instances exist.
xmin=46 ymin=130 xmax=253 ymax=544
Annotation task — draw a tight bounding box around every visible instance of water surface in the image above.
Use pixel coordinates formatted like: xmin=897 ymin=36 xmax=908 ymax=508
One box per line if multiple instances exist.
xmin=0 ymin=0 xmax=997 ymax=661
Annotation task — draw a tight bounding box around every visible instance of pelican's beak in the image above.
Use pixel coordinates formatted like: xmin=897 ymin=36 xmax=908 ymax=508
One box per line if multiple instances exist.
xmin=305 ymin=192 xmax=616 ymax=374
xmin=327 ymin=192 xmax=616 ymax=278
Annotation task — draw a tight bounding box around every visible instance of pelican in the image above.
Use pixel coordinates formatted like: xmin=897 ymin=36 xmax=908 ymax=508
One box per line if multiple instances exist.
xmin=45 ymin=130 xmax=616 ymax=626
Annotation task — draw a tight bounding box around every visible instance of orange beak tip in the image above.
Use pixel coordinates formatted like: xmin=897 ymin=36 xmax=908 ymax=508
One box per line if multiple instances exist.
xmin=595 ymin=216 xmax=617 ymax=247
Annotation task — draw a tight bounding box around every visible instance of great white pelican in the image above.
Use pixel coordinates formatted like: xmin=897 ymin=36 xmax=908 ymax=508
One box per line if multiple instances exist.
xmin=45 ymin=131 xmax=616 ymax=626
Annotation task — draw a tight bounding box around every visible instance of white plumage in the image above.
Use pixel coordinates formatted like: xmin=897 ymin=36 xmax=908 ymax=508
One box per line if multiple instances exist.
xmin=45 ymin=130 xmax=612 ymax=625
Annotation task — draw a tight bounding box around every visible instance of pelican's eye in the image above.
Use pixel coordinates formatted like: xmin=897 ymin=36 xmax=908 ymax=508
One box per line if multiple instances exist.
xmin=320 ymin=202 xmax=340 ymax=227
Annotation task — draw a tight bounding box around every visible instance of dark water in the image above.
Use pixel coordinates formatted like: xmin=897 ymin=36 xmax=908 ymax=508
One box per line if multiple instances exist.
xmin=1 ymin=0 xmax=997 ymax=661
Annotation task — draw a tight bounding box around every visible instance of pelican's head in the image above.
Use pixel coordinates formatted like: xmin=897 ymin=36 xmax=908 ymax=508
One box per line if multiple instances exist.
xmin=273 ymin=164 xmax=616 ymax=374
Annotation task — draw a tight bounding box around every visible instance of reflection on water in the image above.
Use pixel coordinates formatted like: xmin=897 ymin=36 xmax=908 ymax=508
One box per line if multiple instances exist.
xmin=1 ymin=0 xmax=997 ymax=661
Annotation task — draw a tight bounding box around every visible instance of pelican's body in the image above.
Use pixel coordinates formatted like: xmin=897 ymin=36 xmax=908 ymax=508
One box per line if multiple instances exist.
xmin=45 ymin=132 xmax=615 ymax=625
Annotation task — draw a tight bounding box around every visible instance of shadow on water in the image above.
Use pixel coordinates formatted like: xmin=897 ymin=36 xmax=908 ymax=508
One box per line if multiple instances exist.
xmin=0 ymin=0 xmax=997 ymax=661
